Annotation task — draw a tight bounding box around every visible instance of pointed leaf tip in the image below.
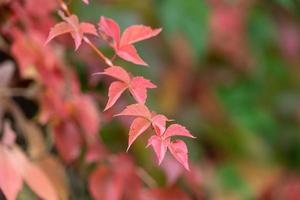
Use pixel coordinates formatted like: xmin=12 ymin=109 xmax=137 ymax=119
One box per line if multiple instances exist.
xmin=168 ymin=140 xmax=190 ymax=171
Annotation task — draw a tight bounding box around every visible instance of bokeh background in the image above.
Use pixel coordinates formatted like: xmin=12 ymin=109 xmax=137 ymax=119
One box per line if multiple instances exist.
xmin=1 ymin=0 xmax=300 ymax=199
xmin=73 ymin=0 xmax=300 ymax=199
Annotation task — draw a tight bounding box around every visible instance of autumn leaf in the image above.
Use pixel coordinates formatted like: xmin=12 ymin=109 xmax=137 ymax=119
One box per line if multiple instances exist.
xmin=147 ymin=135 xmax=169 ymax=165
xmin=127 ymin=117 xmax=151 ymax=151
xmin=164 ymin=124 xmax=195 ymax=139
xmin=46 ymin=14 xmax=97 ymax=50
xmin=98 ymin=16 xmax=162 ymax=66
xmin=168 ymin=140 xmax=190 ymax=171
xmin=0 ymin=148 xmax=22 ymax=200
xmin=115 ymin=104 xmax=172 ymax=151
xmin=0 ymin=122 xmax=57 ymax=200
xmin=147 ymin=123 xmax=194 ymax=170
xmin=115 ymin=103 xmax=152 ymax=119
xmin=95 ymin=66 xmax=156 ymax=110
xmin=53 ymin=121 xmax=82 ymax=163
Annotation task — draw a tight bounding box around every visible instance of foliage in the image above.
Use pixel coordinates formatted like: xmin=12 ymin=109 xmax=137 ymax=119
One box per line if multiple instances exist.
xmin=1 ymin=0 xmax=300 ymax=199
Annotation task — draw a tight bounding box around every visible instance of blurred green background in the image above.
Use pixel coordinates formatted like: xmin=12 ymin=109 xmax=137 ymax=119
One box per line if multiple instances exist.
xmin=71 ymin=0 xmax=300 ymax=199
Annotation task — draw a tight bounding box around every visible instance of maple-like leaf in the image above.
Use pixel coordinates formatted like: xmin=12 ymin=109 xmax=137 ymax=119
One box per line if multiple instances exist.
xmin=116 ymin=104 xmax=171 ymax=150
xmin=147 ymin=123 xmax=194 ymax=170
xmin=98 ymin=16 xmax=162 ymax=66
xmin=46 ymin=14 xmax=97 ymax=50
xmin=95 ymin=66 xmax=156 ymax=110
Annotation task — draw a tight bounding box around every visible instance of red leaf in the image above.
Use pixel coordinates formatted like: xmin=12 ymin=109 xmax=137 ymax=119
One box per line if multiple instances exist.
xmin=168 ymin=140 xmax=190 ymax=171
xmin=46 ymin=15 xmax=97 ymax=50
xmin=127 ymin=117 xmax=151 ymax=151
xmin=120 ymin=25 xmax=162 ymax=46
xmin=116 ymin=44 xmax=147 ymax=66
xmin=94 ymin=66 xmax=130 ymax=83
xmin=147 ymin=136 xmax=169 ymax=165
xmin=54 ymin=122 xmax=82 ymax=163
xmin=104 ymin=81 xmax=128 ymax=111
xmin=89 ymin=166 xmax=123 ymax=200
xmin=98 ymin=16 xmax=121 ymax=48
xmin=0 ymin=148 xmax=22 ymax=200
xmin=115 ymin=103 xmax=151 ymax=119
xmin=98 ymin=17 xmax=161 ymax=66
xmin=74 ymin=95 xmax=100 ymax=140
xmin=164 ymin=124 xmax=195 ymax=139
xmin=129 ymin=76 xmax=156 ymax=104
xmin=151 ymin=114 xmax=168 ymax=136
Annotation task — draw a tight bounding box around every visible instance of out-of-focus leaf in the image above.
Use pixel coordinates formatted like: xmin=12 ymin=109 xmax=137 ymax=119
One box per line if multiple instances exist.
xmin=0 ymin=61 xmax=15 ymax=87
xmin=37 ymin=156 xmax=69 ymax=200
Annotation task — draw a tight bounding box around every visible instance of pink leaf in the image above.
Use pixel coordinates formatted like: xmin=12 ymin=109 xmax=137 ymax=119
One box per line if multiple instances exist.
xmin=80 ymin=22 xmax=98 ymax=36
xmin=22 ymin=162 xmax=57 ymax=200
xmin=127 ymin=117 xmax=151 ymax=151
xmin=54 ymin=122 xmax=82 ymax=163
xmin=82 ymin=0 xmax=89 ymax=4
xmin=164 ymin=124 xmax=195 ymax=139
xmin=2 ymin=121 xmax=16 ymax=147
xmin=89 ymin=166 xmax=123 ymax=200
xmin=98 ymin=16 xmax=121 ymax=48
xmin=74 ymin=95 xmax=100 ymax=140
xmin=0 ymin=148 xmax=23 ymax=200
xmin=129 ymin=76 xmax=156 ymax=104
xmin=104 ymin=81 xmax=128 ymax=111
xmin=147 ymin=136 xmax=169 ymax=165
xmin=151 ymin=114 xmax=168 ymax=136
xmin=120 ymin=25 xmax=162 ymax=46
xmin=116 ymin=44 xmax=147 ymax=66
xmin=46 ymin=15 xmax=97 ymax=50
xmin=115 ymin=103 xmax=151 ymax=119
xmin=10 ymin=148 xmax=57 ymax=200
xmin=45 ymin=21 xmax=73 ymax=44
xmin=94 ymin=66 xmax=130 ymax=83
xmin=0 ymin=61 xmax=15 ymax=87
xmin=168 ymin=140 xmax=190 ymax=171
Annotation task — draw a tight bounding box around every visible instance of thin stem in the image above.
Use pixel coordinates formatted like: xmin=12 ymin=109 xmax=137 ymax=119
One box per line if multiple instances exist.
xmin=57 ymin=0 xmax=113 ymax=67
xmin=83 ymin=37 xmax=113 ymax=67
xmin=110 ymin=54 xmax=117 ymax=62
xmin=57 ymin=0 xmax=71 ymax=16
xmin=137 ymin=168 xmax=157 ymax=187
